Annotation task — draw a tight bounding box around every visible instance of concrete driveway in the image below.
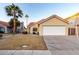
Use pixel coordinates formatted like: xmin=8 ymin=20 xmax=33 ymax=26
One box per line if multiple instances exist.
xmin=43 ymin=36 xmax=79 ymax=55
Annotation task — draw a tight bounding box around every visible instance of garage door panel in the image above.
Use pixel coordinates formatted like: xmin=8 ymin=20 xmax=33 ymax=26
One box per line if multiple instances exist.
xmin=43 ymin=26 xmax=65 ymax=35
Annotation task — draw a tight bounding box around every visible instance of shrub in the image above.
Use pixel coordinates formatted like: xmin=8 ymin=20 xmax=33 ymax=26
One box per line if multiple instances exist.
xmin=0 ymin=34 xmax=3 ymax=39
xmin=0 ymin=31 xmax=4 ymax=33
xmin=33 ymin=32 xmax=36 ymax=34
xmin=22 ymin=31 xmax=27 ymax=34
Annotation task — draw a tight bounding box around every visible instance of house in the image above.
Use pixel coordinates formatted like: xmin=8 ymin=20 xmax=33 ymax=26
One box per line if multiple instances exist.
xmin=27 ymin=22 xmax=38 ymax=34
xmin=0 ymin=21 xmax=25 ymax=33
xmin=27 ymin=15 xmax=68 ymax=35
xmin=0 ymin=21 xmax=10 ymax=33
xmin=64 ymin=13 xmax=79 ymax=36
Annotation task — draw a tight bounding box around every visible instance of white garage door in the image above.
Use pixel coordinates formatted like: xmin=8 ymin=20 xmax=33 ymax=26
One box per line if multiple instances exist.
xmin=43 ymin=26 xmax=65 ymax=35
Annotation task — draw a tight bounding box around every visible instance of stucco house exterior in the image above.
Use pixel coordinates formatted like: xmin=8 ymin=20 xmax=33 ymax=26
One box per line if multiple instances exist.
xmin=27 ymin=15 xmax=68 ymax=35
xmin=0 ymin=21 xmax=10 ymax=33
xmin=27 ymin=13 xmax=79 ymax=36
xmin=38 ymin=15 xmax=68 ymax=35
xmin=64 ymin=13 xmax=79 ymax=36
xmin=27 ymin=22 xmax=39 ymax=34
xmin=0 ymin=21 xmax=25 ymax=33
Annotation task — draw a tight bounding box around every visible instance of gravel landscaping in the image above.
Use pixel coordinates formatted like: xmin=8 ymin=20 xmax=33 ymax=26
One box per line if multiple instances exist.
xmin=0 ymin=34 xmax=47 ymax=50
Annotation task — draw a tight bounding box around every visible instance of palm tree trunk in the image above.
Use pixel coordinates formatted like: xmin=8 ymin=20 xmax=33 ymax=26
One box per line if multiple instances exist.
xmin=13 ymin=18 xmax=16 ymax=33
xmin=13 ymin=9 xmax=16 ymax=33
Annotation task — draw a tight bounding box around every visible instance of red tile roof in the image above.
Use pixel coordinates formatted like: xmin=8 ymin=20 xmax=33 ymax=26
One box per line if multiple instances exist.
xmin=0 ymin=21 xmax=9 ymax=27
xmin=37 ymin=19 xmax=46 ymax=24
xmin=27 ymin=22 xmax=36 ymax=27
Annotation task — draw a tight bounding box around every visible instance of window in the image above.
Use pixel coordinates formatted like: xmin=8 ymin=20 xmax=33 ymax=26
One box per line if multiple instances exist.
xmin=33 ymin=28 xmax=37 ymax=31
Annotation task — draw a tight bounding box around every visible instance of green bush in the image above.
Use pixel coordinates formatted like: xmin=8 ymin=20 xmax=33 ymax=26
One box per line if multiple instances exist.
xmin=0 ymin=31 xmax=4 ymax=33
xmin=22 ymin=31 xmax=27 ymax=34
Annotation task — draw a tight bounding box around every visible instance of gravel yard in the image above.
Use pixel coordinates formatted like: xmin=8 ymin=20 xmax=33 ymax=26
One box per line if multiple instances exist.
xmin=0 ymin=34 xmax=47 ymax=50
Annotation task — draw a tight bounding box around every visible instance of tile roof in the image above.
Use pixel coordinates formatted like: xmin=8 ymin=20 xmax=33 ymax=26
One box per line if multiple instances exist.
xmin=27 ymin=15 xmax=69 ymax=28
xmin=64 ymin=12 xmax=79 ymax=23
xmin=0 ymin=21 xmax=9 ymax=27
xmin=27 ymin=22 xmax=36 ymax=27
xmin=65 ymin=12 xmax=79 ymax=20
xmin=37 ymin=15 xmax=68 ymax=24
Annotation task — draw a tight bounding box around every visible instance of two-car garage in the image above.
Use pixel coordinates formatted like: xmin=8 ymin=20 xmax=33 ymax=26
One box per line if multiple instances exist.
xmin=43 ymin=26 xmax=66 ymax=35
xmin=28 ymin=15 xmax=68 ymax=36
xmin=38 ymin=15 xmax=68 ymax=36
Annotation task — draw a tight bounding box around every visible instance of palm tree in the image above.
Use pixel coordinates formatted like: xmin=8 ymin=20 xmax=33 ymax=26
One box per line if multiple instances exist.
xmin=5 ymin=3 xmax=23 ymax=33
xmin=9 ymin=18 xmax=20 ymax=31
xmin=25 ymin=14 xmax=29 ymax=28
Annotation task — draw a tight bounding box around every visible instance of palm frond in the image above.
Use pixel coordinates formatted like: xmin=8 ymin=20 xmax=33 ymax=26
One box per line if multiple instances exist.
xmin=25 ymin=14 xmax=29 ymax=18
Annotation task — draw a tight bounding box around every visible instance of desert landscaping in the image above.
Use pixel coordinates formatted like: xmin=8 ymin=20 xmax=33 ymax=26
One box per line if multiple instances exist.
xmin=0 ymin=34 xmax=47 ymax=50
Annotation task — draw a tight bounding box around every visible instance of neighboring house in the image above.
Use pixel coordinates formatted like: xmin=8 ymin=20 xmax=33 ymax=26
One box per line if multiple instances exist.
xmin=0 ymin=21 xmax=10 ymax=33
xmin=27 ymin=15 xmax=68 ymax=35
xmin=0 ymin=21 xmax=25 ymax=33
xmin=64 ymin=13 xmax=79 ymax=36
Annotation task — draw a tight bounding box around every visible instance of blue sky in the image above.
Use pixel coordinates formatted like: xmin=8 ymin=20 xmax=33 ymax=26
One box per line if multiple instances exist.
xmin=0 ymin=3 xmax=79 ymax=27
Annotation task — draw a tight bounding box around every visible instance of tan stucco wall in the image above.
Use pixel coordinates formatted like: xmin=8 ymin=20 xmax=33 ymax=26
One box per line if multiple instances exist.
xmin=29 ymin=23 xmax=38 ymax=34
xmin=27 ymin=27 xmax=30 ymax=33
xmin=39 ymin=18 xmax=68 ymax=35
xmin=65 ymin=15 xmax=79 ymax=36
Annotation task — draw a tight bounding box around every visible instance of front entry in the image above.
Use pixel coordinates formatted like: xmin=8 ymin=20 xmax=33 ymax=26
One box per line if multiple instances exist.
xmin=68 ymin=28 xmax=75 ymax=35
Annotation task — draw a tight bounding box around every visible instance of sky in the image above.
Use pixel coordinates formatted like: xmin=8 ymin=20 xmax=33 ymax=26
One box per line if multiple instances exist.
xmin=0 ymin=3 xmax=79 ymax=27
